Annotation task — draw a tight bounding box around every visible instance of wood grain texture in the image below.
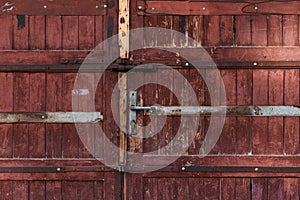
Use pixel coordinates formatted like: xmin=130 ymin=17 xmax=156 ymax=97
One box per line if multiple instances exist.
xmin=220 ymin=16 xmax=234 ymax=46
xmin=267 ymin=15 xmax=283 ymax=46
xmin=236 ymin=16 xmax=251 ymax=46
xmin=29 ymin=16 xmax=45 ymax=50
xmin=46 ymin=16 xmax=62 ymax=50
xmin=13 ymin=15 xmax=29 ymax=50
xmin=62 ymin=16 xmax=79 ymax=50
xmin=0 ymin=15 xmax=12 ymax=49
xmin=204 ymin=16 xmax=220 ymax=46
xmin=79 ymin=16 xmax=95 ymax=50
xmin=283 ymin=15 xmax=299 ymax=46
xmin=252 ymin=15 xmax=267 ymax=46
xmin=0 ymin=73 xmax=13 ymax=158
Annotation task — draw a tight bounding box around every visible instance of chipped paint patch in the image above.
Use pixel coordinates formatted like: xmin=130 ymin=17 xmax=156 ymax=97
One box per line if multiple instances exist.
xmin=0 ymin=2 xmax=15 ymax=12
xmin=72 ymin=89 xmax=89 ymax=95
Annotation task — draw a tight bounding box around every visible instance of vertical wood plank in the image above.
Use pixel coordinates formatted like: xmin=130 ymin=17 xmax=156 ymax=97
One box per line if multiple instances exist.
xmin=220 ymin=16 xmax=234 ymax=46
xmin=268 ymin=70 xmax=284 ymax=154
xmin=125 ymin=174 xmax=143 ymax=200
xmin=236 ymin=16 xmax=251 ymax=46
xmin=13 ymin=73 xmax=29 ymax=158
xmin=268 ymin=178 xmax=284 ymax=200
xmin=204 ymin=178 xmax=220 ymax=200
xmin=252 ymin=178 xmax=268 ymax=200
xmin=77 ymin=182 xmax=94 ymax=200
xmin=95 ymin=16 xmax=104 ymax=45
xmin=62 ymin=73 xmax=79 ymax=158
xmin=175 ymin=178 xmax=188 ymax=200
xmin=188 ymin=16 xmax=203 ymax=46
xmin=267 ymin=15 xmax=283 ymax=46
xmin=204 ymin=16 xmax=220 ymax=46
xmin=284 ymin=178 xmax=299 ymax=200
xmin=46 ymin=16 xmax=62 ymax=50
xmin=62 ymin=16 xmax=79 ymax=50
xmin=283 ymin=15 xmax=299 ymax=46
xmin=144 ymin=178 xmax=158 ymax=200
xmin=0 ymin=16 xmax=13 ymax=49
xmin=188 ymin=68 xmax=205 ymax=155
xmin=220 ymin=69 xmax=236 ymax=154
xmin=46 ymin=73 xmax=63 ymax=158
xmin=104 ymin=172 xmax=117 ymax=200
xmin=29 ymin=16 xmax=45 ymax=50
xmin=79 ymin=16 xmax=95 ymax=50
xmin=13 ymin=181 xmax=28 ymax=200
xmin=13 ymin=15 xmax=29 ymax=50
xmin=29 ymin=73 xmax=46 ymax=158
xmin=62 ymin=181 xmax=77 ymax=200
xmin=188 ymin=178 xmax=204 ymax=200
xmin=29 ymin=181 xmax=45 ymax=200
xmin=237 ymin=69 xmax=252 ymax=154
xmin=0 ymin=73 xmax=13 ymax=158
xmin=94 ymin=181 xmax=104 ymax=200
xmin=221 ymin=178 xmax=235 ymax=200
xmin=252 ymin=70 xmax=268 ymax=154
xmin=46 ymin=181 xmax=62 ymax=200
xmin=284 ymin=70 xmax=299 ymax=155
xmin=252 ymin=16 xmax=267 ymax=46
xmin=235 ymin=178 xmax=250 ymax=200
xmin=0 ymin=181 xmax=13 ymax=200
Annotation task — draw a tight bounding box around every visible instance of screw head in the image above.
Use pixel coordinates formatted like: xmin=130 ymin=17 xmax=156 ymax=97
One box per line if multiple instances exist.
xmin=57 ymin=167 xmax=61 ymax=171
xmin=41 ymin=115 xmax=45 ymax=119
xmin=103 ymin=4 xmax=108 ymax=8
xmin=253 ymin=62 xmax=258 ymax=66
xmin=202 ymin=7 xmax=206 ymax=11
xmin=254 ymin=6 xmax=258 ymax=10
xmin=96 ymin=5 xmax=99 ymax=9
xmin=185 ymin=62 xmax=189 ymax=67
xmin=43 ymin=5 xmax=47 ymax=9
xmin=151 ymin=7 xmax=155 ymax=11
xmin=138 ymin=6 xmax=142 ymax=10
xmin=181 ymin=166 xmax=186 ymax=171
xmin=254 ymin=167 xmax=259 ymax=171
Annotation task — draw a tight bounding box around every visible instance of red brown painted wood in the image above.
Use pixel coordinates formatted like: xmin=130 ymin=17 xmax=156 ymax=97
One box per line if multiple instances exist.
xmin=0 ymin=0 xmax=106 ymax=15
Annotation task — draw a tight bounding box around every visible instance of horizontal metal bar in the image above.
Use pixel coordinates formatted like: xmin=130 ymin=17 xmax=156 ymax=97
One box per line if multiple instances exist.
xmin=0 ymin=112 xmax=103 ymax=123
xmin=143 ymin=106 xmax=300 ymax=116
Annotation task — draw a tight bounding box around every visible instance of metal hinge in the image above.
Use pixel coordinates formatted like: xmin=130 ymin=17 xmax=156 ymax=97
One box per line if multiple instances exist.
xmin=0 ymin=112 xmax=103 ymax=123
xmin=129 ymin=90 xmax=300 ymax=134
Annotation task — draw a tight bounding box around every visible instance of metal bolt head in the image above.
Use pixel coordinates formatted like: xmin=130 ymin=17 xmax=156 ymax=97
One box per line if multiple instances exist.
xmin=253 ymin=62 xmax=258 ymax=66
xmin=41 ymin=115 xmax=45 ymax=119
xmin=151 ymin=7 xmax=155 ymax=11
xmin=96 ymin=5 xmax=99 ymax=9
xmin=181 ymin=166 xmax=186 ymax=171
xmin=254 ymin=6 xmax=258 ymax=11
xmin=103 ymin=4 xmax=108 ymax=8
xmin=202 ymin=7 xmax=206 ymax=11
xmin=185 ymin=62 xmax=189 ymax=67
xmin=43 ymin=5 xmax=47 ymax=9
xmin=254 ymin=167 xmax=259 ymax=171
xmin=138 ymin=6 xmax=142 ymax=10
xmin=57 ymin=167 xmax=61 ymax=172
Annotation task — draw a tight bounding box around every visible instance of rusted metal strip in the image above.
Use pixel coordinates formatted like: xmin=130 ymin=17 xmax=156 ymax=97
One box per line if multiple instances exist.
xmin=131 ymin=105 xmax=300 ymax=116
xmin=137 ymin=1 xmax=300 ymax=15
xmin=0 ymin=0 xmax=106 ymax=15
xmin=0 ymin=112 xmax=103 ymax=123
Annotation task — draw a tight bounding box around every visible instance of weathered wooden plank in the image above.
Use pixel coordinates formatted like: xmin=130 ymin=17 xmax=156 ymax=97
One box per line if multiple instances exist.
xmin=13 ymin=15 xmax=29 ymax=50
xmin=45 ymin=73 xmax=63 ymax=158
xmin=13 ymin=73 xmax=29 ymax=158
xmin=13 ymin=181 xmax=28 ymax=200
xmin=29 ymin=181 xmax=45 ymax=200
xmin=252 ymin=178 xmax=268 ymax=200
xmin=252 ymin=15 xmax=267 ymax=46
xmin=236 ymin=69 xmax=252 ymax=154
xmin=267 ymin=15 xmax=283 ymax=46
xmin=29 ymin=16 xmax=45 ymax=50
xmin=221 ymin=178 xmax=235 ymax=199
xmin=137 ymin=1 xmax=300 ymax=15
xmin=268 ymin=178 xmax=284 ymax=199
xmin=143 ymin=178 xmax=158 ymax=200
xmin=0 ymin=15 xmax=12 ymax=49
xmin=62 ymin=16 xmax=79 ymax=50
xmin=235 ymin=178 xmax=250 ymax=200
xmin=284 ymin=178 xmax=299 ymax=199
xmin=125 ymin=174 xmax=143 ymax=200
xmin=0 ymin=73 xmax=13 ymax=158
xmin=236 ymin=16 xmax=251 ymax=46
xmin=46 ymin=181 xmax=62 ymax=200
xmin=204 ymin=16 xmax=219 ymax=46
xmin=79 ymin=16 xmax=95 ymax=50
xmin=283 ymin=15 xmax=299 ymax=46
xmin=188 ymin=178 xmax=204 ymax=200
xmin=220 ymin=16 xmax=234 ymax=46
xmin=0 ymin=0 xmax=106 ymax=15
xmin=268 ymin=70 xmax=284 ymax=154
xmin=29 ymin=73 xmax=45 ymax=158
xmin=220 ymin=69 xmax=236 ymax=154
xmin=119 ymin=0 xmax=130 ymax=58
xmin=46 ymin=16 xmax=62 ymax=50
xmin=284 ymin=70 xmax=300 ymax=155
xmin=252 ymin=70 xmax=268 ymax=155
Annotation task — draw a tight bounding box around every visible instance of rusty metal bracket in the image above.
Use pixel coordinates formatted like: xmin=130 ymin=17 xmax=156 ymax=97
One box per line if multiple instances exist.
xmin=0 ymin=112 xmax=103 ymax=123
xmin=129 ymin=90 xmax=300 ymax=120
